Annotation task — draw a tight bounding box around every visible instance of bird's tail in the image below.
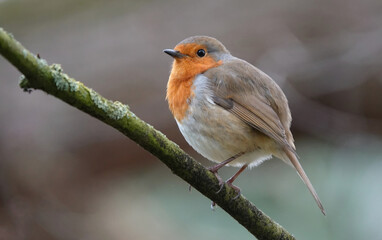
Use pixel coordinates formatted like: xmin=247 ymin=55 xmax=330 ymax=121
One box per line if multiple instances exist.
xmin=284 ymin=148 xmax=326 ymax=215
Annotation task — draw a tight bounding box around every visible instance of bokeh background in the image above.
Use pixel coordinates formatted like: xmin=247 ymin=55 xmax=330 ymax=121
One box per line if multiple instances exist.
xmin=1 ymin=0 xmax=382 ymax=239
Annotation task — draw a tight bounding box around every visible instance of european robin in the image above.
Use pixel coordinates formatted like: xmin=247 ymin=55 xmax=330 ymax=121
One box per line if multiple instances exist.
xmin=164 ymin=36 xmax=325 ymax=215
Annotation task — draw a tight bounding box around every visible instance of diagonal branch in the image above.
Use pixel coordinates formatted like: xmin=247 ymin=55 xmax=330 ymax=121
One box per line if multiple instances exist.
xmin=0 ymin=27 xmax=295 ymax=240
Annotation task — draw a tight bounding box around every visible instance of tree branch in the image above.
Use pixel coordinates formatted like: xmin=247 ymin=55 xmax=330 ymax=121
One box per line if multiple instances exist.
xmin=0 ymin=27 xmax=295 ymax=240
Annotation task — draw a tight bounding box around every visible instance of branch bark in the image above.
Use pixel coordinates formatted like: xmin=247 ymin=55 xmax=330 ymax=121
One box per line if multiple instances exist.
xmin=0 ymin=27 xmax=295 ymax=240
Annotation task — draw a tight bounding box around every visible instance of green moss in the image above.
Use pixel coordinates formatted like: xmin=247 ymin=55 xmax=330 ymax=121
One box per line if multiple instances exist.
xmin=51 ymin=63 xmax=62 ymax=72
xmin=22 ymin=49 xmax=27 ymax=59
xmin=51 ymin=63 xmax=68 ymax=91
xmin=18 ymin=75 xmax=32 ymax=92
xmin=50 ymin=63 xmax=80 ymax=92
xmin=129 ymin=110 xmax=136 ymax=117
xmin=68 ymin=80 xmax=80 ymax=92
xmin=37 ymin=58 xmax=48 ymax=68
xmin=4 ymin=29 xmax=14 ymax=39
xmin=18 ymin=74 xmax=25 ymax=83
xmin=108 ymin=100 xmax=129 ymax=120
xmin=89 ymin=88 xmax=107 ymax=110
xmin=89 ymin=89 xmax=128 ymax=120
xmin=18 ymin=74 xmax=28 ymax=88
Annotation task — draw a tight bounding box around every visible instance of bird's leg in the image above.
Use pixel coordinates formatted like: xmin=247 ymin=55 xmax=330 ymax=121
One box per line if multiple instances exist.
xmin=220 ymin=164 xmax=248 ymax=199
xmin=191 ymin=153 xmax=245 ymax=194
xmin=208 ymin=152 xmax=244 ymax=173
xmin=192 ymin=153 xmax=244 ymax=196
xmin=208 ymin=153 xmax=244 ymax=209
xmin=208 ymin=152 xmax=244 ymax=188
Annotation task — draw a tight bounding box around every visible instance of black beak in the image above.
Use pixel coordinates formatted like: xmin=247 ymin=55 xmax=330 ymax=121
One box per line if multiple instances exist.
xmin=163 ymin=49 xmax=185 ymax=58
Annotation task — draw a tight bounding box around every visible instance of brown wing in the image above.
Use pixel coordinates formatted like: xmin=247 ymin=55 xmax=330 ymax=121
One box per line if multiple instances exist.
xmin=204 ymin=58 xmax=295 ymax=151
xmin=211 ymin=96 xmax=293 ymax=151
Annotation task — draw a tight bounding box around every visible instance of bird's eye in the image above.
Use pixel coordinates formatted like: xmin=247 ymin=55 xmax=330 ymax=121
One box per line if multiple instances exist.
xmin=196 ymin=49 xmax=206 ymax=57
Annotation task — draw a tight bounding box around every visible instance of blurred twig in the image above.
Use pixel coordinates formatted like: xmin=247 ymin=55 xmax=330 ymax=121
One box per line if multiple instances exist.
xmin=0 ymin=27 xmax=295 ymax=240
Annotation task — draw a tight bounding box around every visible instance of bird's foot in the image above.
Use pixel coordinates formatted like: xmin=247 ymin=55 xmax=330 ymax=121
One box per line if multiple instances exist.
xmin=227 ymin=181 xmax=242 ymax=200
xmin=207 ymin=160 xmax=247 ymax=209
xmin=207 ymin=166 xmax=225 ymax=189
xmin=210 ymin=179 xmax=241 ymax=211
xmin=216 ymin=179 xmax=242 ymax=200
xmin=207 ymin=166 xmax=224 ymax=210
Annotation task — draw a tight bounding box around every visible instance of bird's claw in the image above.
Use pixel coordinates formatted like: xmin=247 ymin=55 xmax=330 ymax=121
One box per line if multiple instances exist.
xmin=216 ymin=181 xmax=225 ymax=194
xmin=207 ymin=167 xmax=225 ymax=193
xmin=216 ymin=180 xmax=242 ymax=199
xmin=208 ymin=163 xmax=243 ymax=208
xmin=229 ymin=181 xmax=242 ymax=200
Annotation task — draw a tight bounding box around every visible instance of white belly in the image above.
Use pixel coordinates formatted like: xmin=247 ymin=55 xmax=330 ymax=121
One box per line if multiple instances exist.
xmin=177 ymin=105 xmax=272 ymax=169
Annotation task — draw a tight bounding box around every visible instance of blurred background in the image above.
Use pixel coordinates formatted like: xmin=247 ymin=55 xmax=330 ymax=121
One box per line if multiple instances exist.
xmin=1 ymin=0 xmax=382 ymax=239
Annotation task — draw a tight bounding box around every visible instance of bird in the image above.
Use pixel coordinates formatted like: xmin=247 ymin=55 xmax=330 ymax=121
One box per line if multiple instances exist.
xmin=163 ymin=36 xmax=325 ymax=215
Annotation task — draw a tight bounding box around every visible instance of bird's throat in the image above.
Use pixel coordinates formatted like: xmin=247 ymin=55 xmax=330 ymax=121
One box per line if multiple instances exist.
xmin=166 ymin=59 xmax=222 ymax=122
xmin=166 ymin=76 xmax=194 ymax=122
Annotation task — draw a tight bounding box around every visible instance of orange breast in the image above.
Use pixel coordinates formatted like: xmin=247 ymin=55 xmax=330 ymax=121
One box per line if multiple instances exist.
xmin=166 ymin=56 xmax=222 ymax=122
